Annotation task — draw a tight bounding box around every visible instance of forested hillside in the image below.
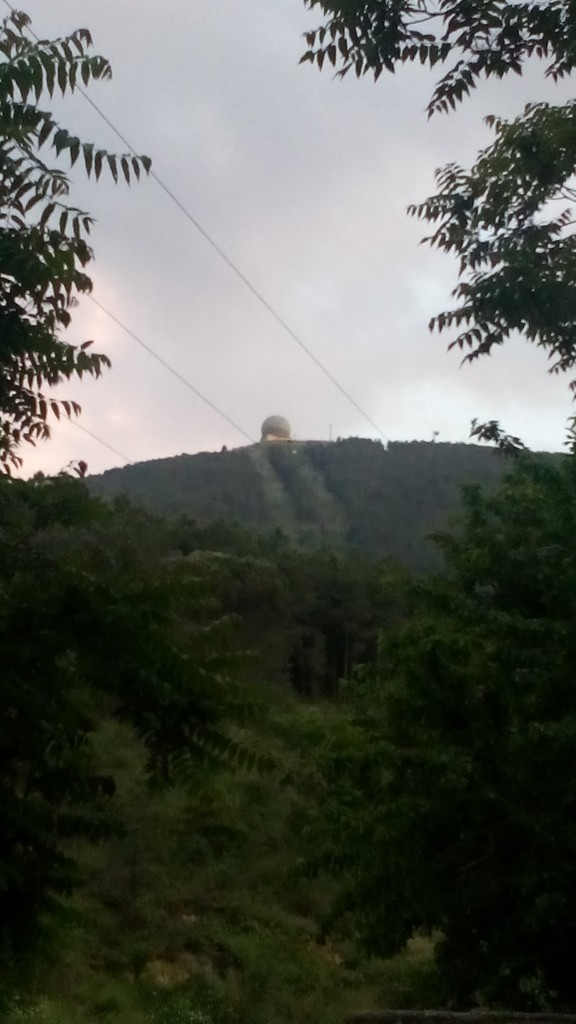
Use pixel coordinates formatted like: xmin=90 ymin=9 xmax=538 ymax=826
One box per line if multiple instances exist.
xmin=89 ymin=439 xmax=517 ymax=569
xmin=5 ymin=1 xmax=576 ymax=1021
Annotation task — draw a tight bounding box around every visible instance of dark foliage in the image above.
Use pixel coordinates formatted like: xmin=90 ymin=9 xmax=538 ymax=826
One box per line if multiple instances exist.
xmin=301 ymin=0 xmax=576 ymax=398
xmin=307 ymin=453 xmax=576 ymax=1008
xmin=0 ymin=474 xmax=256 ymax=976
xmin=89 ymin=439 xmax=515 ymax=570
xmin=301 ymin=1 xmax=573 ymax=114
xmin=0 ymin=9 xmax=149 ymax=471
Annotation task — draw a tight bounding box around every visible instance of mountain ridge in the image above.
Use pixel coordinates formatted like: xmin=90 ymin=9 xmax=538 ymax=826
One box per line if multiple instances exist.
xmin=88 ymin=438 xmax=533 ymax=569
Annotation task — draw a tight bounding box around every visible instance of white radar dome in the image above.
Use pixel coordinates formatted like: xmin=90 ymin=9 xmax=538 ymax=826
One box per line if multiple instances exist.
xmin=261 ymin=415 xmax=291 ymax=441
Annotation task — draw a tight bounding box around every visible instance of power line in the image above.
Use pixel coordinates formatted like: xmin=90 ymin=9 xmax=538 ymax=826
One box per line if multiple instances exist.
xmin=88 ymin=295 xmax=256 ymax=444
xmin=1 ymin=0 xmax=389 ymax=442
xmin=69 ymin=417 xmax=133 ymax=464
xmin=80 ymin=94 xmax=389 ymax=442
xmin=1 ymin=4 xmax=254 ymax=461
xmin=2 ymin=2 xmax=255 ymax=447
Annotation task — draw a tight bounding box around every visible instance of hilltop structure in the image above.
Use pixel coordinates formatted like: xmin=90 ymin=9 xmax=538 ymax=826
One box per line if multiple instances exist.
xmin=261 ymin=415 xmax=291 ymax=442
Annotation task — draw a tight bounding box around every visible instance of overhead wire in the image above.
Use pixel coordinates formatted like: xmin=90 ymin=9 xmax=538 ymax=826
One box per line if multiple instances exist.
xmin=79 ymin=92 xmax=390 ymax=443
xmin=3 ymin=0 xmax=389 ymax=443
xmin=69 ymin=418 xmax=133 ymax=464
xmin=1 ymin=0 xmax=133 ymax=466
xmin=88 ymin=296 xmax=256 ymax=444
xmin=2 ymin=0 xmax=255 ymax=449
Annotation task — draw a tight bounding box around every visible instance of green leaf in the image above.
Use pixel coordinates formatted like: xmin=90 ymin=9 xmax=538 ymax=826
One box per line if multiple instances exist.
xmin=83 ymin=143 xmax=94 ymax=177
xmin=37 ymin=114 xmax=54 ymax=148
xmin=69 ymin=137 xmax=80 ymax=166
xmin=57 ymin=58 xmax=67 ymax=95
xmin=107 ymin=154 xmax=118 ymax=183
xmin=39 ymin=201 xmax=56 ymax=229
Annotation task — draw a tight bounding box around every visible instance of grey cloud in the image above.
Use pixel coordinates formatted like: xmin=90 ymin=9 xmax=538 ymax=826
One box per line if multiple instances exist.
xmin=19 ymin=0 xmax=573 ymax=477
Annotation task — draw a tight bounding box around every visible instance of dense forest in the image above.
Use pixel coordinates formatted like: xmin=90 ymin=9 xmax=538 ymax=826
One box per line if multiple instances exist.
xmin=7 ymin=448 xmax=576 ymax=1022
xmin=89 ymin=439 xmax=516 ymax=570
xmin=0 ymin=473 xmax=436 ymax=1024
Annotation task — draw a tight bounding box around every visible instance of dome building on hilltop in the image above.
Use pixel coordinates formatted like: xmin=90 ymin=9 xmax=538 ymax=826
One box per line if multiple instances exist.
xmin=261 ymin=415 xmax=291 ymax=442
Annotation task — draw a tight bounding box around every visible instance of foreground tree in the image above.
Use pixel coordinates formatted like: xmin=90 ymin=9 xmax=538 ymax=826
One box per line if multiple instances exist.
xmin=308 ymin=453 xmax=576 ymax=1007
xmin=0 ymin=8 xmax=150 ymax=471
xmin=0 ymin=10 xmax=272 ymax=999
xmin=302 ymin=1 xmax=576 ymax=383
xmin=0 ymin=474 xmax=267 ymax=985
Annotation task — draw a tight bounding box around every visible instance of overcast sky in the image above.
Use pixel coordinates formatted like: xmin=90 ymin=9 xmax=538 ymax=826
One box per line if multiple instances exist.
xmin=15 ymin=0 xmax=575 ymax=476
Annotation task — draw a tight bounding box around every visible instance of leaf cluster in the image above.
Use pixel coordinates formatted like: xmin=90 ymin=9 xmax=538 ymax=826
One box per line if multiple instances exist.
xmin=302 ymin=2 xmax=576 ymax=398
xmin=409 ymin=101 xmax=576 ymax=378
xmin=0 ymin=473 xmax=261 ymax=973
xmin=306 ymin=453 xmax=576 ymax=1008
xmin=301 ymin=1 xmax=575 ymax=115
xmin=0 ymin=10 xmax=150 ymax=471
